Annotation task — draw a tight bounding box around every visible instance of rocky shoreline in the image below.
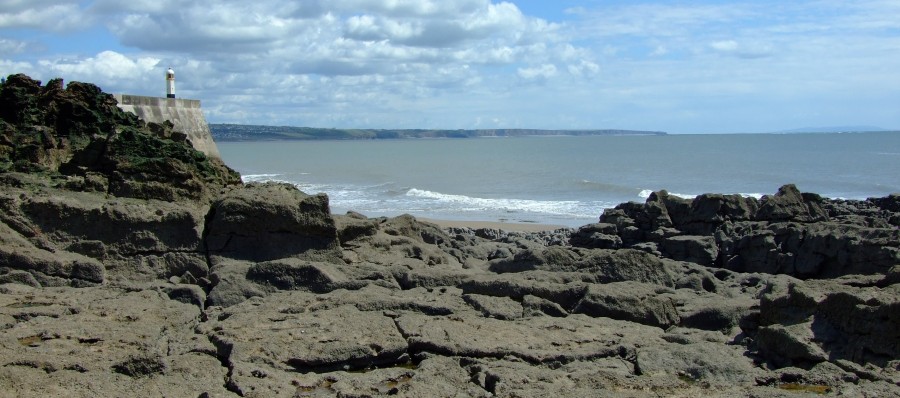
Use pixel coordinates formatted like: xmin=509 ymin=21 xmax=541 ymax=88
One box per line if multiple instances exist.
xmin=1 ymin=74 xmax=898 ymax=397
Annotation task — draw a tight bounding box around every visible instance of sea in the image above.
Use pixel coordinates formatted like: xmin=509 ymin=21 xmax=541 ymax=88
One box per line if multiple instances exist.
xmin=217 ymin=132 xmax=900 ymax=228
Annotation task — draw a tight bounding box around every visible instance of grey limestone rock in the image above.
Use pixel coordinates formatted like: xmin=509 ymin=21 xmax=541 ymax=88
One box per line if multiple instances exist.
xmin=756 ymin=184 xmax=828 ymax=223
xmin=660 ymin=234 xmax=719 ymax=266
xmin=521 ymin=294 xmax=568 ymax=317
xmin=490 ymin=247 xmax=675 ymax=287
xmin=635 ymin=340 xmax=761 ymax=385
xmin=569 ymin=223 xmax=622 ymax=249
xmin=463 ymin=293 xmax=523 ymax=320
xmin=205 ymin=182 xmax=341 ymax=263
xmin=573 ymin=281 xmax=681 ymax=328
xmin=395 ymin=312 xmax=663 ymax=364
xmin=205 ymin=297 xmax=410 ymax=390
xmin=0 ymin=286 xmax=232 ymax=397
xmin=755 ymin=278 xmax=900 ymax=369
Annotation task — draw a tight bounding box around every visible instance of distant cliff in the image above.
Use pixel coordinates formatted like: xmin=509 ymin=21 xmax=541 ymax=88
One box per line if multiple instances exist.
xmin=210 ymin=124 xmax=666 ymax=141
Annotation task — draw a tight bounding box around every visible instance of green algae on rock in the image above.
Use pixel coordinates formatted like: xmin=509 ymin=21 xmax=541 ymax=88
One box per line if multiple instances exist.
xmin=0 ymin=74 xmax=240 ymax=202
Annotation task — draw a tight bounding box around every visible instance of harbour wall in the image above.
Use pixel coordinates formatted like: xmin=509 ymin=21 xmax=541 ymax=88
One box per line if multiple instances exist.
xmin=112 ymin=94 xmax=221 ymax=159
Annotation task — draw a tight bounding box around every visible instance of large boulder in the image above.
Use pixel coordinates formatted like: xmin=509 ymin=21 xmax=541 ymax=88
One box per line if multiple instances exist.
xmin=660 ymin=235 xmax=719 ymax=266
xmin=756 ymin=184 xmax=829 ymax=223
xmin=205 ymin=182 xmax=341 ymax=263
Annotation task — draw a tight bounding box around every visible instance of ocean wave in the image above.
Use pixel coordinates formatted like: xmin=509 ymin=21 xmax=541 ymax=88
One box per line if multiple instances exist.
xmin=242 ymin=173 xmax=290 ymax=184
xmin=405 ymin=188 xmax=599 ymax=217
xmin=637 ymin=189 xmax=696 ymax=200
xmin=638 ymin=189 xmax=764 ymax=200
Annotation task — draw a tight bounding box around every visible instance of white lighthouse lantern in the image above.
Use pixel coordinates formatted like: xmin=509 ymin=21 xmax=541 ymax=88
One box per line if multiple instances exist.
xmin=166 ymin=67 xmax=175 ymax=98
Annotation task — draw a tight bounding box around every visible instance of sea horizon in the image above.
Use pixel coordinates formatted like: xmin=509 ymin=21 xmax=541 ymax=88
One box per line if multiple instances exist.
xmin=218 ymin=131 xmax=900 ymax=228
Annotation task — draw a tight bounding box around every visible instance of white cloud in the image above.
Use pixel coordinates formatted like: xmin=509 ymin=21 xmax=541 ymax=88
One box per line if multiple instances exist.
xmin=3 ymin=0 xmax=899 ymax=132
xmin=0 ymin=2 xmax=89 ymax=31
xmin=0 ymin=38 xmax=27 ymax=55
xmin=517 ymin=64 xmax=557 ymax=80
xmin=26 ymin=51 xmax=162 ymax=94
xmin=567 ymin=60 xmax=599 ymax=78
xmin=708 ymin=39 xmax=772 ymax=58
xmin=44 ymin=51 xmax=159 ymax=80
xmin=710 ymin=40 xmax=739 ymax=52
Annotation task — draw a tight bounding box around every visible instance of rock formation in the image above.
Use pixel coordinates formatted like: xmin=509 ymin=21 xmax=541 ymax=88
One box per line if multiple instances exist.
xmin=0 ymin=74 xmax=897 ymax=397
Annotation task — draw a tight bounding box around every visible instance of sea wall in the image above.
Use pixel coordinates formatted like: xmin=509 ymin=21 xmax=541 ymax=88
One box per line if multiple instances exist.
xmin=113 ymin=94 xmax=221 ymax=159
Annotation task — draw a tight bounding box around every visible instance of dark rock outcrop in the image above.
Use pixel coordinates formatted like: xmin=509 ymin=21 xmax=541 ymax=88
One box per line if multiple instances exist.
xmin=586 ymin=184 xmax=900 ymax=279
xmin=0 ymin=74 xmax=240 ymax=202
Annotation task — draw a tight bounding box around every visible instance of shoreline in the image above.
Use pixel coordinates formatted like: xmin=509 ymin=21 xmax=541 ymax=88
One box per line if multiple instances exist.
xmin=417 ymin=217 xmax=570 ymax=232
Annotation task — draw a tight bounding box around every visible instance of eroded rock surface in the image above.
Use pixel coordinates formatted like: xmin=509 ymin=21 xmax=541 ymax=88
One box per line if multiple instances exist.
xmin=1 ymin=74 xmax=898 ymax=396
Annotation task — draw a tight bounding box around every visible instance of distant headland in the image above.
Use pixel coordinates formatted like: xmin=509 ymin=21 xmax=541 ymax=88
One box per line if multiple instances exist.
xmin=210 ymin=123 xmax=666 ymax=141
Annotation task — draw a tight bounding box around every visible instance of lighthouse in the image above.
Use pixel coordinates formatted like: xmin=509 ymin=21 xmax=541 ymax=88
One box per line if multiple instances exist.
xmin=166 ymin=67 xmax=175 ymax=98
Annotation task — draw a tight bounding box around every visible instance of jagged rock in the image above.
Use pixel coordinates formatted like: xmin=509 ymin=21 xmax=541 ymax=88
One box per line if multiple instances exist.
xmin=490 ymin=247 xmax=675 ymax=287
xmin=0 ymin=74 xmax=240 ymax=202
xmin=205 ymin=182 xmax=341 ymax=263
xmin=206 ymin=260 xmax=267 ymax=308
xmin=573 ymin=281 xmax=681 ymax=328
xmin=569 ymin=223 xmax=622 ymax=249
xmin=338 ymin=214 xmax=464 ymax=270
xmin=463 ymin=293 xmax=523 ymax=320
xmin=200 ymin=294 xmax=411 ymax=395
xmin=635 ymin=340 xmax=760 ymax=385
xmin=0 ymin=286 xmax=231 ymax=397
xmin=756 ymin=185 xmax=828 ymax=223
xmin=333 ymin=213 xmax=380 ymax=244
xmin=4 ymin=74 xmax=900 ymax=397
xmin=660 ymin=235 xmax=719 ymax=266
xmin=290 ymin=354 xmax=491 ymax=398
xmin=755 ymin=279 xmax=900 ymax=368
xmin=396 ymin=312 xmax=663 ymax=364
xmin=721 ymin=221 xmax=900 ymax=278
xmin=288 ymin=284 xmax=468 ymax=316
xmin=163 ymin=284 xmax=207 ymax=309
xmin=459 ymin=274 xmax=587 ymax=311
xmin=246 ymin=258 xmax=358 ymax=293
xmin=487 ymin=246 xmax=578 ymax=273
xmin=395 ymin=267 xmax=479 ymax=290
xmin=0 ymin=269 xmax=41 ymax=288
xmin=0 ymin=220 xmax=105 ymax=286
xmin=678 ymin=295 xmax=758 ymax=332
xmin=522 ymin=294 xmax=568 ymax=317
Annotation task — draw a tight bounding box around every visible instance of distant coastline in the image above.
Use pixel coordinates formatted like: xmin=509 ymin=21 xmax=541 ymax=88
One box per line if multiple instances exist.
xmin=210 ymin=123 xmax=667 ymax=141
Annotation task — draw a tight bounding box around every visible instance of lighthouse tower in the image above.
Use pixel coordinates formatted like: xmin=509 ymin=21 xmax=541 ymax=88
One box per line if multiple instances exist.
xmin=166 ymin=67 xmax=175 ymax=98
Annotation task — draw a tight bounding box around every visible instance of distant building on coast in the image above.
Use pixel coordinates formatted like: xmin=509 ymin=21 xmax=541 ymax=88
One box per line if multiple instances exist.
xmin=112 ymin=68 xmax=221 ymax=159
xmin=166 ymin=67 xmax=176 ymax=99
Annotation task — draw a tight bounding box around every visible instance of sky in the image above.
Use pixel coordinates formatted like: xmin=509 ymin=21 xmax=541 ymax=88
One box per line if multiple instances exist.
xmin=1 ymin=0 xmax=899 ymax=134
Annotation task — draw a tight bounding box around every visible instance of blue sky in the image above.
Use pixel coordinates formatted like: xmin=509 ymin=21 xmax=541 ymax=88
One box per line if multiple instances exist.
xmin=2 ymin=0 xmax=899 ymax=133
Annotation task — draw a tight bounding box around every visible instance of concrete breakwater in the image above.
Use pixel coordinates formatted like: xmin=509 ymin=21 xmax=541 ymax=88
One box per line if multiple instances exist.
xmin=113 ymin=94 xmax=221 ymax=159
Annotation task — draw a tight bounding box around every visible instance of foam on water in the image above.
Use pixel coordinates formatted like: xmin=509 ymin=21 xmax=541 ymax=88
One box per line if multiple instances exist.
xmin=405 ymin=188 xmax=597 ymax=218
xmin=219 ymin=133 xmax=900 ymax=228
xmin=638 ymin=189 xmax=766 ymax=200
